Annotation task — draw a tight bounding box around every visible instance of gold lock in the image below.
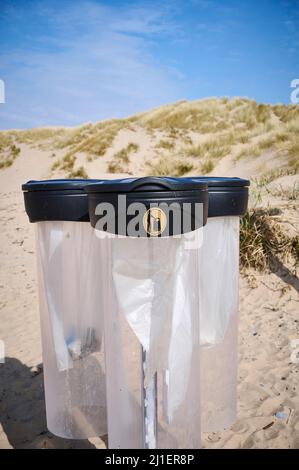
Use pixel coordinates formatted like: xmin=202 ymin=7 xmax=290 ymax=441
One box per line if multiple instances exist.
xmin=142 ymin=207 xmax=167 ymax=236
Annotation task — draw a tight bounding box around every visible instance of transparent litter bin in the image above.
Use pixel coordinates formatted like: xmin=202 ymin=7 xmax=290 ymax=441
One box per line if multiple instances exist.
xmin=22 ymin=179 xmax=107 ymax=439
xmin=86 ymin=177 xmax=208 ymax=449
xmin=190 ymin=177 xmax=249 ymax=432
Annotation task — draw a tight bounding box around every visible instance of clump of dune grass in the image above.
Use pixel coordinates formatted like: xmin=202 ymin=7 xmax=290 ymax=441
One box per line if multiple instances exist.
xmin=69 ymin=166 xmax=88 ymax=178
xmin=172 ymin=98 xmax=268 ymax=133
xmin=12 ymin=127 xmax=67 ymax=145
xmin=237 ymin=132 xmax=250 ymax=144
xmin=78 ymin=124 xmax=120 ymax=158
xmin=286 ymin=140 xmax=299 ymax=173
xmin=235 ymin=138 xmax=272 ymax=162
xmin=235 ymin=112 xmax=299 ymax=172
xmin=156 ymin=139 xmax=175 ymax=151
xmin=127 ymin=142 xmax=139 ymax=153
xmin=107 ymin=142 xmax=139 ymax=173
xmin=53 ymin=124 xmax=95 ymax=149
xmin=0 ymin=132 xmax=13 ymax=150
xmin=200 ymin=159 xmax=214 ymax=174
xmin=114 ymin=142 xmax=139 ymax=162
xmin=51 ymin=160 xmax=61 ymax=171
xmin=107 ymin=161 xmax=123 ymax=173
xmin=240 ymin=208 xmax=299 ymax=271
xmin=51 ymin=152 xmax=81 ymax=178
xmin=0 ymin=135 xmax=21 ymax=169
xmin=147 ymin=158 xmax=193 ymax=177
xmin=53 ymin=121 xmax=115 ymax=151
xmin=182 ymin=135 xmax=193 ymax=146
xmin=51 ymin=119 xmax=129 ymax=168
xmin=114 ymin=149 xmax=130 ymax=164
xmin=166 ymin=127 xmax=188 ymax=139
xmin=235 ymin=143 xmax=263 ymax=160
xmin=131 ymin=100 xmax=227 ymax=135
xmin=231 ymin=102 xmax=272 ymax=131
xmin=186 ymin=137 xmax=231 ymax=160
xmin=130 ymin=97 xmax=252 ymax=133
xmin=173 ymin=161 xmax=193 ymax=176
xmin=272 ymin=104 xmax=299 ymax=123
xmin=52 ymin=153 xmax=76 ymax=172
xmin=51 ymin=152 xmax=89 ymax=178
xmin=10 ymin=144 xmax=20 ymax=158
xmin=53 ymin=123 xmax=134 ymax=174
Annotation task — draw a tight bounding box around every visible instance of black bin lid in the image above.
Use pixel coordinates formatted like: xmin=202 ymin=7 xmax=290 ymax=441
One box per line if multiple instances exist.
xmin=86 ymin=176 xmax=208 ymax=192
xmin=22 ymin=179 xmax=105 ymax=222
xmin=187 ymin=177 xmax=250 ymax=217
xmin=86 ymin=176 xmax=209 ymax=236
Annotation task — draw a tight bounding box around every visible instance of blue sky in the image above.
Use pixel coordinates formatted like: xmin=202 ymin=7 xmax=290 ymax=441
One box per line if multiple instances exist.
xmin=0 ymin=0 xmax=298 ymax=129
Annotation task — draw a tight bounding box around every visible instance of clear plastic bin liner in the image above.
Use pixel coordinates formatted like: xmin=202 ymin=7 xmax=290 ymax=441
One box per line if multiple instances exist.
xmin=99 ymin=230 xmax=202 ymax=449
xmin=200 ymin=311 xmax=238 ymax=432
xmin=200 ymin=216 xmax=239 ymax=431
xmin=200 ymin=216 xmax=239 ymax=346
xmin=36 ymin=221 xmax=106 ymax=439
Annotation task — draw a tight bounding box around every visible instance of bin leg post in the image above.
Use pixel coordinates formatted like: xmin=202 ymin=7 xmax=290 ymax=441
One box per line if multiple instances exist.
xmin=142 ymin=348 xmax=157 ymax=449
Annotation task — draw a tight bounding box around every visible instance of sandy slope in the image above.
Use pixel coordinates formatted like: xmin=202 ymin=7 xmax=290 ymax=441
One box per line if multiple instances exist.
xmin=0 ymin=140 xmax=298 ymax=449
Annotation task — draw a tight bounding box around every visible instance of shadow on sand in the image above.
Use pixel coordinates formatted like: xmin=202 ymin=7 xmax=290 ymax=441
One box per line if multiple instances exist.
xmin=271 ymin=256 xmax=299 ymax=294
xmin=0 ymin=357 xmax=102 ymax=449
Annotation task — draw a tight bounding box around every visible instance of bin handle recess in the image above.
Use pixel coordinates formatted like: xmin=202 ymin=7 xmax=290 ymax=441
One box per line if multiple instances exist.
xmin=130 ymin=177 xmax=173 ymax=191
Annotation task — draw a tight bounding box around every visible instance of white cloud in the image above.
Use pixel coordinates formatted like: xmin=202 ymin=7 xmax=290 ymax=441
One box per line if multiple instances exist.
xmin=0 ymin=0 xmax=184 ymax=129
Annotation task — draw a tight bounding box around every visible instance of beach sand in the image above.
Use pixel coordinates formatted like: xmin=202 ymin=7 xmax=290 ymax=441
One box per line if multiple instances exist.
xmin=0 ymin=138 xmax=298 ymax=449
